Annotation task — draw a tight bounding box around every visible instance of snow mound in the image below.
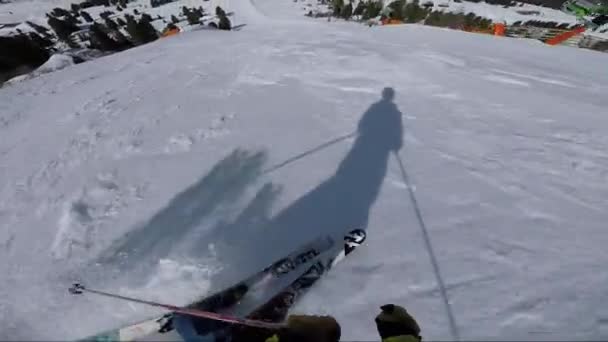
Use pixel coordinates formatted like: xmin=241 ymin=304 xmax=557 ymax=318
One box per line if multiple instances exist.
xmin=5 ymin=53 xmax=74 ymax=85
xmin=35 ymin=53 xmax=74 ymax=74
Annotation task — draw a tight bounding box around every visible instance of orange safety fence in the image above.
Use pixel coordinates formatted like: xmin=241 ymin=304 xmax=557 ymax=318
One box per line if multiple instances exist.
xmin=381 ymin=18 xmax=404 ymax=25
xmin=161 ymin=27 xmax=180 ymax=38
xmin=545 ymin=26 xmax=586 ymax=45
xmin=493 ymin=23 xmax=505 ymax=36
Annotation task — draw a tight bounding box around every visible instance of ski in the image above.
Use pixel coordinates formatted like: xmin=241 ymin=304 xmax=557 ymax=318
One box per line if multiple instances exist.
xmin=245 ymin=229 xmax=367 ymax=323
xmin=183 ymin=229 xmax=367 ymax=342
xmin=75 ymin=234 xmax=335 ymax=341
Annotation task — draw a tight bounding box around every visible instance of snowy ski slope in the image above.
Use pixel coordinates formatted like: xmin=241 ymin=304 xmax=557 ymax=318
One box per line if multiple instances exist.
xmin=1 ymin=0 xmax=608 ymax=340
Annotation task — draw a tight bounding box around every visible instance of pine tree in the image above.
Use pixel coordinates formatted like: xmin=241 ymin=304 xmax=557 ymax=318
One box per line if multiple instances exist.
xmin=26 ymin=21 xmax=52 ymax=38
xmin=26 ymin=32 xmax=54 ymax=50
xmin=104 ymin=17 xmax=119 ymax=30
xmin=71 ymin=3 xmax=81 ymax=14
xmin=216 ymin=6 xmax=226 ymax=17
xmin=51 ymin=7 xmax=72 ymax=18
xmin=124 ymin=14 xmax=140 ymax=43
xmin=218 ymin=12 xmax=231 ymax=30
xmin=332 ymin=0 xmax=343 ymax=16
xmin=89 ymin=22 xmax=121 ymax=51
xmin=185 ymin=6 xmax=203 ymax=25
xmin=424 ymin=11 xmax=441 ymax=26
xmin=47 ymin=15 xmax=80 ymax=44
xmin=387 ymin=0 xmax=405 ymax=20
xmin=403 ymin=1 xmax=428 ymax=23
xmin=80 ymin=11 xmax=94 ymax=23
xmin=99 ymin=11 xmax=115 ymax=19
xmin=136 ymin=13 xmax=159 ymax=43
xmin=363 ymin=0 xmax=383 ymax=19
xmin=353 ymin=1 xmax=366 ymax=17
xmin=171 ymin=14 xmax=180 ymax=24
xmin=463 ymin=12 xmax=476 ymax=28
xmin=341 ymin=2 xmax=353 ymax=19
xmin=116 ymin=17 xmax=126 ymax=26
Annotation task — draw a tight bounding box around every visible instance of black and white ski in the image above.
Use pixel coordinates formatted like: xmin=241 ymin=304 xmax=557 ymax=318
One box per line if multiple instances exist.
xmin=245 ymin=229 xmax=367 ymax=323
xmin=77 ymin=234 xmax=335 ymax=341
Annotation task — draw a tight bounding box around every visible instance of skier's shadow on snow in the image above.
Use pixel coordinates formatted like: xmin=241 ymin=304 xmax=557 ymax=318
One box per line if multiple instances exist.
xmin=227 ymin=87 xmax=404 ymax=269
xmin=90 ymin=88 xmax=403 ymax=286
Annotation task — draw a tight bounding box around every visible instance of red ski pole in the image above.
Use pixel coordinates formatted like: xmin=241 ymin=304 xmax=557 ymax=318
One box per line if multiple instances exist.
xmin=68 ymin=283 xmax=285 ymax=330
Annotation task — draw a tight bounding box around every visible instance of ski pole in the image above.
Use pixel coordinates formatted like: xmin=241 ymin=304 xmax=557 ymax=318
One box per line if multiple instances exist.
xmin=68 ymin=283 xmax=285 ymax=330
xmin=393 ymin=152 xmax=460 ymax=341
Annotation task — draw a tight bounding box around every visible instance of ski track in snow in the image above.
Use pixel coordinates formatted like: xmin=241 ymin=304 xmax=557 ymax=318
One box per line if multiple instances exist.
xmin=1 ymin=0 xmax=608 ymax=340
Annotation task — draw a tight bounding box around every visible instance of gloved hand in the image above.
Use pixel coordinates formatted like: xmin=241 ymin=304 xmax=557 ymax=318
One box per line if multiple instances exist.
xmin=375 ymin=304 xmax=421 ymax=341
xmin=277 ymin=314 xmax=341 ymax=342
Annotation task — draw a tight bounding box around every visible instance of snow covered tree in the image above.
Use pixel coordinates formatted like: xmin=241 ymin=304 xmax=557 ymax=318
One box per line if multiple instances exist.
xmin=171 ymin=15 xmax=180 ymax=24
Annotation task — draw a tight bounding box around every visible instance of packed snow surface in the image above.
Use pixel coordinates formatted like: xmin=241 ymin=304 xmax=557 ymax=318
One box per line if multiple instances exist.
xmin=1 ymin=0 xmax=608 ymax=340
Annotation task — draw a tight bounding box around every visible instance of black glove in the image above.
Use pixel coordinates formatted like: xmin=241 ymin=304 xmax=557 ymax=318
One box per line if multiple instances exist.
xmin=375 ymin=304 xmax=421 ymax=340
xmin=278 ymin=315 xmax=341 ymax=342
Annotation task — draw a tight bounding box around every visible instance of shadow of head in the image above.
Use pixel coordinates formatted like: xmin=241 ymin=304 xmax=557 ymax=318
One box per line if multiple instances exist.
xmin=382 ymin=86 xmax=395 ymax=101
xmin=355 ymin=87 xmax=403 ymax=152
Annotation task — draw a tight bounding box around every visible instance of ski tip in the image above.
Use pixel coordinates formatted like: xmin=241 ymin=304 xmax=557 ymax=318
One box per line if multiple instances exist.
xmin=69 ymin=283 xmax=85 ymax=295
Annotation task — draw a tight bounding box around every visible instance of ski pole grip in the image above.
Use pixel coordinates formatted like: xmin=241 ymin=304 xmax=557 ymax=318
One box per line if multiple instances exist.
xmin=69 ymin=283 xmax=85 ymax=295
